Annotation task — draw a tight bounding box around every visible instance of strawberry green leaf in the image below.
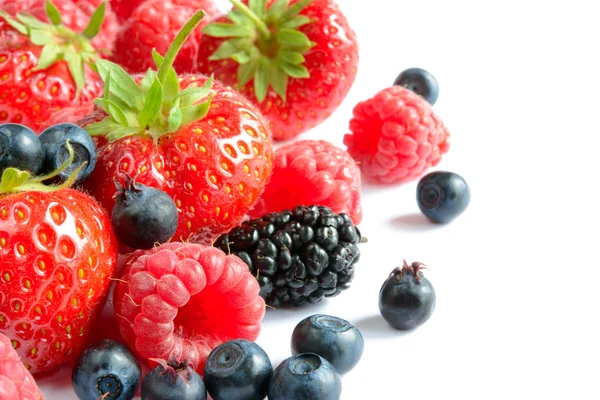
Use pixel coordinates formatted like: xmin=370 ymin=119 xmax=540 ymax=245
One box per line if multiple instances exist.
xmin=228 ymin=10 xmax=251 ymax=27
xmin=270 ymin=64 xmax=288 ymax=101
xmin=28 ymin=29 xmax=55 ymax=46
xmin=34 ymin=44 xmax=60 ymax=70
xmin=280 ymin=62 xmax=309 ymax=78
xmin=152 ymin=50 xmax=179 ymax=105
xmin=280 ymin=15 xmax=312 ymax=29
xmin=0 ymin=11 xmax=27 ymax=35
xmin=168 ymin=108 xmax=183 ymax=132
xmin=82 ymin=1 xmax=106 ymax=40
xmin=267 ymin=0 xmax=289 ymax=21
xmin=238 ymin=57 xmax=258 ymax=88
xmin=95 ymin=98 xmax=130 ymax=126
xmin=139 ymin=77 xmax=163 ymax=130
xmin=140 ymin=70 xmax=158 ymax=92
xmin=64 ymin=52 xmax=85 ymax=96
xmin=175 ymin=77 xmax=213 ymax=107
xmin=277 ymin=50 xmax=304 ymax=65
xmin=277 ymin=28 xmax=312 ymax=49
xmin=209 ymin=40 xmax=242 ymax=61
xmin=232 ymin=52 xmax=251 ymax=64
xmin=254 ymin=58 xmax=270 ymax=102
xmin=180 ymin=95 xmax=213 ymax=126
xmin=203 ymin=22 xmax=251 ymax=38
xmin=249 ymin=0 xmax=267 ymax=18
xmin=16 ymin=13 xmax=50 ymax=30
xmin=45 ymin=0 xmax=62 ymax=25
xmin=103 ymin=69 xmax=111 ymax=99
xmin=0 ymin=169 xmax=31 ymax=194
xmin=280 ymin=0 xmax=312 ymax=21
xmin=105 ymin=126 xmax=144 ymax=142
xmin=96 ymin=60 xmax=143 ymax=109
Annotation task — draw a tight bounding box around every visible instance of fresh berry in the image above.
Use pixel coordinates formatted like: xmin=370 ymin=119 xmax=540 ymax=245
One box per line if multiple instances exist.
xmin=268 ymin=353 xmax=342 ymax=400
xmin=291 ymin=314 xmax=363 ymax=375
xmin=198 ymin=0 xmax=359 ymax=140
xmin=0 ymin=2 xmax=105 ymax=132
xmin=0 ymin=124 xmax=44 ymax=175
xmin=344 ymin=86 xmax=450 ymax=184
xmin=72 ymin=339 xmax=142 ymax=400
xmin=0 ymin=0 xmax=118 ymax=53
xmin=214 ymin=205 xmax=363 ymax=308
xmin=204 ymin=339 xmax=272 ymax=400
xmin=0 ymin=332 xmax=44 ymax=399
xmin=38 ymin=103 xmax=96 ymax=132
xmin=142 ymin=360 xmax=207 ymax=400
xmin=38 ymin=123 xmax=97 ymax=184
xmin=417 ymin=171 xmax=470 ymax=223
xmin=112 ymin=0 xmax=219 ymax=74
xmin=249 ymin=140 xmax=362 ymax=224
xmin=80 ymin=12 xmax=273 ymax=245
xmin=394 ymin=68 xmax=439 ymax=105
xmin=379 ymin=261 xmax=436 ymax=330
xmin=110 ymin=0 xmax=147 ymax=22
xmin=0 ymin=144 xmax=118 ymax=374
xmin=111 ymin=175 xmax=178 ymax=249
xmin=112 ymin=242 xmax=265 ymax=374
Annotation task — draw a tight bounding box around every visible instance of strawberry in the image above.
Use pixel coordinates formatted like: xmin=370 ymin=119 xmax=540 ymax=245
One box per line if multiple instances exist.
xmin=0 ymin=333 xmax=44 ymax=399
xmin=0 ymin=1 xmax=106 ymax=132
xmin=80 ymin=11 xmax=273 ymax=246
xmin=0 ymin=0 xmax=118 ymax=53
xmin=111 ymin=0 xmax=220 ymax=74
xmin=197 ymin=0 xmax=359 ymax=141
xmin=109 ymin=0 xmax=147 ymax=22
xmin=0 ymin=144 xmax=119 ymax=375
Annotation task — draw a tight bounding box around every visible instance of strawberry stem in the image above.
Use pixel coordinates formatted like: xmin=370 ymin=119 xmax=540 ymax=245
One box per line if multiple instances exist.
xmin=230 ymin=0 xmax=272 ymax=39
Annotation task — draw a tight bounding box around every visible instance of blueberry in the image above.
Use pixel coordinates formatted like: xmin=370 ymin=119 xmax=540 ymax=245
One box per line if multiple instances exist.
xmin=0 ymin=123 xmax=44 ymax=175
xmin=111 ymin=176 xmax=178 ymax=249
xmin=379 ymin=261 xmax=436 ymax=330
xmin=38 ymin=123 xmax=96 ymax=184
xmin=291 ymin=314 xmax=364 ymax=375
xmin=394 ymin=68 xmax=439 ymax=105
xmin=72 ymin=339 xmax=141 ymax=400
xmin=141 ymin=361 xmax=207 ymax=400
xmin=268 ymin=353 xmax=342 ymax=400
xmin=204 ymin=339 xmax=272 ymax=400
xmin=417 ymin=171 xmax=470 ymax=223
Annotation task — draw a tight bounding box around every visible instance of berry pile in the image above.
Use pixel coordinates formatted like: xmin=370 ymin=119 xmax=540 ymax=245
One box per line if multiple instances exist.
xmin=215 ymin=205 xmax=363 ymax=307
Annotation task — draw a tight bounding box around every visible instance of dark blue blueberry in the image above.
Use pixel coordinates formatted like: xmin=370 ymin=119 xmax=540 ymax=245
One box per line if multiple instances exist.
xmin=0 ymin=123 xmax=44 ymax=175
xmin=38 ymin=123 xmax=96 ymax=184
xmin=204 ymin=339 xmax=272 ymax=400
xmin=291 ymin=314 xmax=364 ymax=374
xmin=111 ymin=175 xmax=178 ymax=249
xmin=394 ymin=68 xmax=439 ymax=105
xmin=379 ymin=261 xmax=436 ymax=330
xmin=417 ymin=171 xmax=470 ymax=223
xmin=72 ymin=339 xmax=141 ymax=400
xmin=268 ymin=353 xmax=342 ymax=400
xmin=141 ymin=361 xmax=207 ymax=400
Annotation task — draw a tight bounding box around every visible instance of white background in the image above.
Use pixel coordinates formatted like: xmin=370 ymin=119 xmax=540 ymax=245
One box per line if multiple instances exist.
xmin=37 ymin=0 xmax=600 ymax=399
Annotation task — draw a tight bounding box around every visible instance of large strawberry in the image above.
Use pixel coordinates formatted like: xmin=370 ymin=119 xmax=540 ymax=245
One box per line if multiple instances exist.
xmin=111 ymin=0 xmax=220 ymax=74
xmin=0 ymin=1 xmax=105 ymax=132
xmin=197 ymin=0 xmax=359 ymax=140
xmin=81 ymin=11 xmax=273 ymax=246
xmin=0 ymin=0 xmax=118 ymax=53
xmin=0 ymin=144 xmax=119 ymax=375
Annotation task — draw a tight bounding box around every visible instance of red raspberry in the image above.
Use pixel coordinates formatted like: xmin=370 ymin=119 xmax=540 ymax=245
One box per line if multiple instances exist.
xmin=344 ymin=86 xmax=450 ymax=184
xmin=0 ymin=333 xmax=43 ymax=399
xmin=113 ymin=242 xmax=265 ymax=374
xmin=249 ymin=140 xmax=362 ymax=224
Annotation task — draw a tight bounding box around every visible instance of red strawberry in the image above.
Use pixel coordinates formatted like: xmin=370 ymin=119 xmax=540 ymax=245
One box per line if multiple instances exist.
xmin=109 ymin=0 xmax=147 ymax=22
xmin=0 ymin=146 xmax=119 ymax=375
xmin=250 ymin=139 xmax=363 ymax=224
xmin=197 ymin=0 xmax=359 ymax=141
xmin=0 ymin=0 xmax=118 ymax=53
xmin=113 ymin=242 xmax=265 ymax=374
xmin=38 ymin=103 xmax=95 ymax=132
xmin=111 ymin=0 xmax=219 ymax=74
xmin=0 ymin=333 xmax=44 ymax=399
xmin=81 ymin=11 xmax=273 ymax=245
xmin=344 ymin=86 xmax=451 ymax=184
xmin=0 ymin=2 xmax=106 ymax=132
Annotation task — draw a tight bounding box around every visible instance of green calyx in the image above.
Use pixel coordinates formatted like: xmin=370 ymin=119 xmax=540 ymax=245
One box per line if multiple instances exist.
xmin=0 ymin=0 xmax=107 ymax=97
xmin=203 ymin=0 xmax=315 ymax=102
xmin=0 ymin=141 xmax=85 ymax=195
xmin=85 ymin=10 xmax=214 ymax=143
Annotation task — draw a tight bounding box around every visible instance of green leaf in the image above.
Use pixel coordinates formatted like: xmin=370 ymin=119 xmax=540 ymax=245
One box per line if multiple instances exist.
xmin=103 ymin=69 xmax=111 ymax=99
xmin=175 ymin=76 xmax=213 ymax=107
xmin=270 ymin=65 xmax=288 ymax=101
xmin=267 ymin=0 xmax=289 ymax=20
xmin=95 ymin=98 xmax=129 ymax=126
xmin=280 ymin=15 xmax=312 ymax=29
xmin=45 ymin=0 xmax=62 ymax=25
xmin=168 ymin=108 xmax=183 ymax=131
xmin=64 ymin=52 xmax=85 ymax=96
xmin=280 ymin=0 xmax=312 ymax=21
xmin=140 ymin=70 xmax=158 ymax=92
xmin=16 ymin=13 xmax=51 ymax=30
xmin=277 ymin=28 xmax=312 ymax=49
xmin=96 ymin=60 xmax=142 ymax=110
xmin=254 ymin=58 xmax=270 ymax=102
xmin=0 ymin=11 xmax=27 ymax=35
xmin=232 ymin=52 xmax=251 ymax=64
xmin=0 ymin=169 xmax=31 ymax=194
xmin=152 ymin=50 xmax=179 ymax=104
xmin=228 ymin=10 xmax=251 ymax=27
xmin=33 ymin=45 xmax=60 ymax=70
xmin=180 ymin=95 xmax=213 ymax=127
xmin=82 ymin=1 xmax=106 ymax=40
xmin=138 ymin=77 xmax=163 ymax=130
xmin=277 ymin=50 xmax=304 ymax=65
xmin=28 ymin=29 xmax=55 ymax=46
xmin=238 ymin=57 xmax=259 ymax=88
xmin=209 ymin=40 xmax=240 ymax=61
xmin=203 ymin=23 xmax=251 ymax=38
xmin=105 ymin=126 xmax=144 ymax=142
xmin=280 ymin=62 xmax=309 ymax=78
xmin=249 ymin=0 xmax=267 ymax=18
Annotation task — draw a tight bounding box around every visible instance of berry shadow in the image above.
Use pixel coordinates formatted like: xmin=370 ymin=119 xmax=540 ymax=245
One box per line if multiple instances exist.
xmin=390 ymin=213 xmax=443 ymax=232
xmin=35 ymin=364 xmax=74 ymax=393
xmin=353 ymin=315 xmax=412 ymax=340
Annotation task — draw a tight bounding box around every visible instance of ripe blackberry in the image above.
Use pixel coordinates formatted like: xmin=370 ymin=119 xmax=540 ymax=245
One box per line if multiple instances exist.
xmin=214 ymin=206 xmax=363 ymax=308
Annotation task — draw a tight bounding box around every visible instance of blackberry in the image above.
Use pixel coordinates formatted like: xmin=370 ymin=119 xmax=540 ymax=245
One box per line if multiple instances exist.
xmin=214 ymin=206 xmax=363 ymax=307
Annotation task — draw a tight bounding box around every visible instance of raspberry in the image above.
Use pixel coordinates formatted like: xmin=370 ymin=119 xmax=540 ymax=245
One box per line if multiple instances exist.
xmin=249 ymin=140 xmax=362 ymax=224
xmin=344 ymin=86 xmax=450 ymax=184
xmin=113 ymin=242 xmax=265 ymax=374
xmin=0 ymin=333 xmax=43 ymax=399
